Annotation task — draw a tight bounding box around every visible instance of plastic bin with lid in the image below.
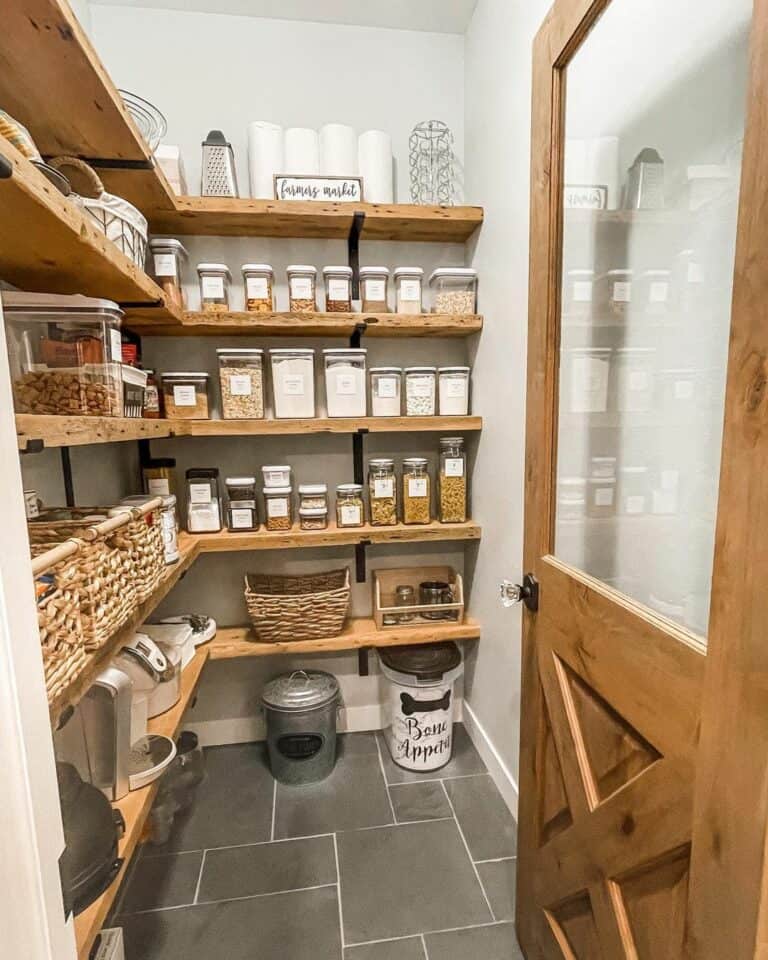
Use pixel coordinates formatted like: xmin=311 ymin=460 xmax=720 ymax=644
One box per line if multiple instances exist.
xmin=323 ymin=348 xmax=366 ymax=417
xmin=428 ymin=267 xmax=478 ymax=315
xmin=270 ymin=349 xmax=315 ymax=418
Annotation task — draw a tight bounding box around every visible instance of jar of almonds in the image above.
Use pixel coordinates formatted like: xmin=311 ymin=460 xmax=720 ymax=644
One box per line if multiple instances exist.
xmin=368 ymin=458 xmax=397 ymax=526
xmin=438 ymin=436 xmax=467 ymax=523
xmin=402 ymin=457 xmax=431 ymax=524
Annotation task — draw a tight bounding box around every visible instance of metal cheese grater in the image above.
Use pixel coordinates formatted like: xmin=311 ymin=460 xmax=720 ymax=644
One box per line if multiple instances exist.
xmin=201 ymin=129 xmax=239 ymax=197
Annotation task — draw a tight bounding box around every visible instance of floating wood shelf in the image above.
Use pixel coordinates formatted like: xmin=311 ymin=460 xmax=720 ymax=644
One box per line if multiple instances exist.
xmin=16 ymin=415 xmax=173 ymax=452
xmin=210 ymin=618 xmax=481 ymax=659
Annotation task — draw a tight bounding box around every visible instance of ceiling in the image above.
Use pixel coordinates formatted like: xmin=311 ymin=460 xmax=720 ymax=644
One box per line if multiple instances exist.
xmin=88 ymin=0 xmax=479 ymax=34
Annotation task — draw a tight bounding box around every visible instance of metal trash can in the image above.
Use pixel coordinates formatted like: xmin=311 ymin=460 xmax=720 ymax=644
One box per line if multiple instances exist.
xmin=379 ymin=642 xmax=463 ymax=772
xmin=262 ymin=670 xmax=340 ymax=784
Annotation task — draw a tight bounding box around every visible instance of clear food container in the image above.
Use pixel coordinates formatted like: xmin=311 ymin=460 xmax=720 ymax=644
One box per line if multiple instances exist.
xmin=429 ymin=268 xmax=478 ymax=315
xmin=566 ymin=348 xmax=611 ymax=413
xmin=300 ymin=506 xmax=328 ymax=530
xmin=185 ymin=468 xmax=222 ymax=532
xmin=438 ymin=367 xmax=470 ymax=416
xmin=323 ymin=348 xmax=367 ymax=417
xmin=287 ymin=265 xmax=317 ymax=313
xmin=161 ymin=372 xmax=211 ymax=419
xmin=143 ymin=369 xmax=162 ymax=418
xmin=197 ymin=263 xmax=231 ymax=313
xmin=615 ymin=348 xmax=655 ymax=413
xmin=336 ymin=483 xmax=364 ymax=528
xmin=402 ymin=457 xmax=431 ymax=524
xmin=438 ymin=437 xmax=467 ymax=523
xmin=323 ymin=266 xmax=353 ymax=312
xmin=242 ymin=264 xmax=274 ymax=313
xmin=226 ymin=476 xmax=258 ymax=531
xmin=370 ymin=367 xmax=402 ymax=417
xmin=404 ymin=367 xmax=437 ymax=416
xmin=563 ymin=269 xmax=595 ymax=319
xmin=269 ymin=349 xmax=316 ymax=418
xmin=3 ymin=292 xmax=124 ymax=417
xmin=368 ymin=458 xmax=397 ymax=526
xmin=602 ymin=269 xmax=633 ymax=319
xmin=264 ymin=485 xmax=293 ymax=531
xmin=394 ymin=267 xmax=424 ymax=314
xmin=263 ymin=464 xmax=292 ymax=488
xmin=298 ymin=483 xmax=328 ymax=511
xmin=217 ymin=348 xmax=265 ymax=419
xmin=150 ymin=238 xmax=187 ymax=311
xmin=360 ymin=266 xmax=390 ymax=312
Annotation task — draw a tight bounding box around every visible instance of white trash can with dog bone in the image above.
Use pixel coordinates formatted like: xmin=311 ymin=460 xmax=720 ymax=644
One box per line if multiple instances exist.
xmin=379 ymin=642 xmax=463 ymax=772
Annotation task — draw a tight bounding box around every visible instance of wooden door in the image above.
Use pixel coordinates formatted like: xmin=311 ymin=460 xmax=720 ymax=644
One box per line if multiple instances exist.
xmin=517 ymin=0 xmax=768 ymax=957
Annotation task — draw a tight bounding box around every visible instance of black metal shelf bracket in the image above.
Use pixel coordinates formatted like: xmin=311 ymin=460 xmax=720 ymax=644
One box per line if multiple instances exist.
xmin=358 ymin=648 xmax=370 ymax=677
xmin=349 ymin=321 xmax=367 ymax=349
xmin=82 ymin=157 xmax=155 ymax=171
xmin=20 ymin=438 xmax=45 ymax=455
xmin=348 ymin=211 xmax=365 ymax=300
xmin=60 ymin=446 xmax=75 ymax=507
xmin=0 ymin=154 xmax=12 ymax=179
xmin=355 ymin=540 xmax=370 ymax=584
xmin=118 ymin=300 xmax=163 ymax=310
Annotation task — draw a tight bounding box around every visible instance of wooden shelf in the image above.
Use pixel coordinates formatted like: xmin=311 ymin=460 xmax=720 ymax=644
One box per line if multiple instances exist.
xmin=16 ymin=416 xmax=173 ymax=451
xmin=73 ymin=647 xmax=208 ymax=960
xmin=210 ymin=618 xmax=481 ymax=658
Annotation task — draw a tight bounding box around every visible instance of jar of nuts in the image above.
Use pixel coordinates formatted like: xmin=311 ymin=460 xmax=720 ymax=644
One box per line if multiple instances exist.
xmin=428 ymin=267 xmax=478 ymax=315
xmin=150 ymin=238 xmax=187 ymax=310
xmin=242 ymin=264 xmax=275 ymax=313
xmin=323 ymin=265 xmax=353 ymax=312
xmin=368 ymin=458 xmax=397 ymax=526
xmin=438 ymin=437 xmax=467 ymax=523
xmin=197 ymin=263 xmax=231 ymax=313
xmin=336 ymin=483 xmax=365 ymax=528
xmin=217 ymin=348 xmax=265 ymax=419
xmin=263 ymin=485 xmax=294 ymax=531
xmin=287 ymin=265 xmax=318 ymax=313
xmin=402 ymin=457 xmax=431 ymax=525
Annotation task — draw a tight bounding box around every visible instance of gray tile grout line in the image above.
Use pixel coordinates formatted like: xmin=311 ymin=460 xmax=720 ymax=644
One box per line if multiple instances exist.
xmin=119 ymin=882 xmax=339 ymax=918
xmin=139 ymin=831 xmax=335 ymax=859
xmin=270 ymin=778 xmax=277 ymax=842
xmin=474 ymin=855 xmax=518 ymax=865
xmin=374 ymin=732 xmax=398 ymax=824
xmin=421 ymin=932 xmax=430 ymax=959
xmin=192 ymin=849 xmax=207 ymax=905
xmin=386 ymin=772 xmax=491 ymax=787
xmin=333 ymin=833 xmax=346 ymax=954
xmin=345 ymin=920 xmax=509 ymax=949
xmin=441 ymin=780 xmax=496 ymax=923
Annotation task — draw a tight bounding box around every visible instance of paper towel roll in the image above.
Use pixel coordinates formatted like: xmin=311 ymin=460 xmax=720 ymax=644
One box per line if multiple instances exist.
xmin=358 ymin=129 xmax=393 ymax=203
xmin=248 ymin=121 xmax=284 ymax=199
xmin=319 ymin=123 xmax=358 ymax=176
xmin=284 ymin=127 xmax=320 ymax=175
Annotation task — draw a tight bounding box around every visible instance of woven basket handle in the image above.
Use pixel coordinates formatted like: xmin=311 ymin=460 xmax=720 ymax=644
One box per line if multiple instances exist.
xmin=47 ymin=155 xmax=104 ymax=199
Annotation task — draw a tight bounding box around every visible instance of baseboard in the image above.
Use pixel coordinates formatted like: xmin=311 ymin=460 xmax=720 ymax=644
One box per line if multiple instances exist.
xmin=462 ymin=700 xmax=519 ymax=819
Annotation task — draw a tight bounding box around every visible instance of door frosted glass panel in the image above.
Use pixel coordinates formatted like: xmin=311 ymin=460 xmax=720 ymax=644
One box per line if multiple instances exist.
xmin=554 ymin=1 xmax=751 ymax=639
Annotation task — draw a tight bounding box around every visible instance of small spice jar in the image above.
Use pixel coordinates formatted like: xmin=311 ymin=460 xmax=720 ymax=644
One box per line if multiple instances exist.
xmin=336 ymin=483 xmax=365 ymax=528
xmin=370 ymin=367 xmax=402 ymax=417
xmin=429 ymin=268 xmax=478 ymax=315
xmin=300 ymin=506 xmax=328 ymax=530
xmin=394 ymin=584 xmax=416 ymax=624
xmin=368 ymin=458 xmax=397 ymax=526
xmin=185 ymin=468 xmax=222 ymax=533
xmin=287 ymin=265 xmax=317 ymax=313
xmin=324 ymin=348 xmax=367 ymax=417
xmin=143 ymin=370 xmax=162 ymax=419
xmin=405 ymin=367 xmax=437 ymax=416
xmin=360 ymin=266 xmax=390 ymax=312
xmin=226 ymin=476 xmax=259 ymax=531
xmin=438 ymin=437 xmax=467 ymax=523
xmin=264 ymin=485 xmax=293 ymax=531
xmin=217 ymin=348 xmax=265 ymax=420
xmin=242 ymin=264 xmax=274 ymax=313
xmin=197 ymin=263 xmax=231 ymax=313
xmin=270 ymin=348 xmax=316 ymax=418
xmin=323 ymin=266 xmax=353 ymax=312
xmin=161 ymin=372 xmax=211 ymax=419
xmin=298 ymin=483 xmax=328 ymax=511
xmin=143 ymin=457 xmax=177 ymax=497
xmin=402 ymin=457 xmax=431 ymax=524
xmin=394 ymin=267 xmax=424 ymax=314
xmin=159 ymin=494 xmax=179 ymax=564
xmin=563 ymin=269 xmax=595 ymax=319
xmin=149 ymin=238 xmax=187 ymax=310
xmin=438 ymin=367 xmax=470 ymax=416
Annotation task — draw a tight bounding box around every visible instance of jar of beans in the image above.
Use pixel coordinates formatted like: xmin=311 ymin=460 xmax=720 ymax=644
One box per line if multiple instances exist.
xmin=402 ymin=457 xmax=431 ymax=524
xmin=404 ymin=367 xmax=437 ymax=416
xmin=242 ymin=264 xmax=274 ymax=313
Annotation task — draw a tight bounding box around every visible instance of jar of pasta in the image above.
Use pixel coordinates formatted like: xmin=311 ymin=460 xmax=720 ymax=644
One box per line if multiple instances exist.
xmin=402 ymin=457 xmax=431 ymax=524
xmin=287 ymin=265 xmax=318 ymax=312
xmin=336 ymin=483 xmax=364 ymax=528
xmin=242 ymin=264 xmax=274 ymax=313
xmin=264 ymin=485 xmax=293 ymax=531
xmin=438 ymin=437 xmax=467 ymax=523
xmin=197 ymin=263 xmax=231 ymax=313
xmin=368 ymin=458 xmax=397 ymax=526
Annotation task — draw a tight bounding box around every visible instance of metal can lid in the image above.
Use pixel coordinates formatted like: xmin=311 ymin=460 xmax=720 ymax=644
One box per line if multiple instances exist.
xmin=336 ymin=483 xmax=363 ymax=495
xmin=262 ymin=669 xmax=340 ymax=711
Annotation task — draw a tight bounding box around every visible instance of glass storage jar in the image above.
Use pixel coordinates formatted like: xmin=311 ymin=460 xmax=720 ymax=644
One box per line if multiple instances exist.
xmin=242 ymin=264 xmax=274 ymax=313
xmin=336 ymin=483 xmax=364 ymax=528
xmin=269 ymin=349 xmax=316 ymax=418
xmin=300 ymin=506 xmax=328 ymax=530
xmin=428 ymin=268 xmax=478 ymax=315
xmin=143 ymin=457 xmax=177 ymax=497
xmin=566 ymin=348 xmax=611 ymax=413
xmin=438 ymin=437 xmax=467 ymax=523
xmin=393 ymin=267 xmax=424 ymax=314
xmin=197 ymin=263 xmax=231 ymax=313
xmin=185 ymin=468 xmax=222 ymax=533
xmin=143 ymin=369 xmax=162 ymax=418
xmin=368 ymin=458 xmax=397 ymax=526
xmin=323 ymin=348 xmax=367 ymax=417
xmin=263 ymin=464 xmax=292 ymax=488
xmin=615 ymin=348 xmax=655 ymax=413
xmin=618 ymin=466 xmax=649 ymax=515
xmin=226 ymin=476 xmax=258 ymax=531
xmin=3 ymin=291 xmax=124 ymax=417
xmin=438 ymin=367 xmax=470 ymax=416
xmin=359 ymin=266 xmax=390 ymax=312
xmin=402 ymin=457 xmax=431 ymax=524
xmin=298 ymin=483 xmax=328 ymax=511
xmin=263 ymin=485 xmax=293 ymax=531
xmin=287 ymin=265 xmax=317 ymax=312
xmin=404 ymin=367 xmax=437 ymax=416
xmin=563 ymin=269 xmax=595 ymax=320
xmin=161 ymin=372 xmax=211 ymax=419
xmin=370 ymin=367 xmax=402 ymax=417
xmin=149 ymin=238 xmax=187 ymax=310
xmin=217 ymin=348 xmax=265 ymax=419
xmin=323 ymin=266 xmax=353 ymax=312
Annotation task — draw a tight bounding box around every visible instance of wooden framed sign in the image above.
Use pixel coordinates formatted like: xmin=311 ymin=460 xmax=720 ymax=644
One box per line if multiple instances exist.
xmin=274 ymin=175 xmax=364 ymax=202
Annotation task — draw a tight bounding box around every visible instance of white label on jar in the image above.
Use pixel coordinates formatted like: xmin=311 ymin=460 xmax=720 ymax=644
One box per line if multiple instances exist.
xmin=340 ymin=504 xmax=361 ymax=525
xmin=612 ymin=281 xmax=632 ymax=303
xmin=408 ymin=477 xmax=428 ymax=498
xmin=154 ymin=253 xmax=177 ymax=278
xmin=399 ymin=279 xmax=421 ymax=302
xmin=573 ymin=280 xmax=593 ymax=302
xmin=283 ymin=374 xmax=305 ymax=396
xmin=594 ymin=487 xmax=614 ymax=507
xmin=364 ymin=279 xmax=386 ymax=301
xmin=444 ymin=458 xmax=464 ymax=478
xmin=189 ymin=483 xmax=212 ymax=504
xmin=110 ymin=328 xmax=123 ymax=362
xmin=267 ymin=498 xmax=289 ymax=518
xmin=376 ymin=377 xmax=398 ymax=398
xmin=649 ymin=281 xmax=669 ymax=303
xmin=290 ymin=276 xmax=313 ymax=299
xmin=674 ymin=379 xmax=694 ymax=400
xmin=443 ymin=378 xmax=465 ymax=398
xmin=409 ymin=376 xmax=432 ymax=398
xmin=147 ymin=477 xmax=170 ymax=496
xmin=173 ymin=384 xmax=196 ymax=406
xmin=373 ymin=477 xmax=394 ymax=498
xmin=625 ymin=495 xmax=645 ymax=515
xmin=202 ymin=275 xmax=224 ymax=299
xmin=24 ymin=490 xmax=39 ymax=519
xmin=328 ymin=278 xmax=350 ymax=300
xmin=629 ymin=370 xmax=649 ymax=391
xmin=230 ymin=508 xmax=254 ymax=529
xmin=229 ymin=374 xmax=252 ymax=396
xmin=246 ymin=276 xmax=269 ymax=299
xmin=335 ymin=372 xmax=357 ymax=395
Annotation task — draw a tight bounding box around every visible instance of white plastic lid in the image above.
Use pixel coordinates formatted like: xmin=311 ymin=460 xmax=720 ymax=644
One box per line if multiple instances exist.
xmin=370 ymin=366 xmax=402 ymax=374
xmin=161 ymin=371 xmax=210 ymax=379
xmin=150 ymin=238 xmax=187 ymax=256
xmin=641 ymin=269 xmax=671 ymax=276
xmin=337 ymin=483 xmax=363 ymax=494
xmin=559 ymin=477 xmax=587 ymax=486
xmin=567 ymin=269 xmax=595 ymax=276
xmin=287 ymin=264 xmax=317 ymax=274
xmin=322 ymin=265 xmax=353 ymax=276
xmin=263 ymin=465 xmax=291 ymax=473
xmin=226 ymin=476 xmax=257 ymax=485
xmin=438 ymin=366 xmax=470 ymax=374
xmin=299 ymin=506 xmax=328 ymax=517
xmin=269 ymin=348 xmax=314 ymax=356
xmin=405 ymin=366 xmax=437 ymax=373
xmin=588 ymin=477 xmax=616 ymax=484
xmin=429 ymin=267 xmax=478 ymax=283
xmin=359 ymin=266 xmax=390 ymax=277
xmin=216 ymin=347 xmax=263 ymax=355
xmin=606 ymin=269 xmax=634 ymax=276
xmin=242 ymin=263 xmax=273 ymax=274
xmin=263 ymin=484 xmax=292 ymax=494
xmin=322 ymin=348 xmax=367 ymax=355
xmin=196 ymin=263 xmax=231 ymax=276
xmin=299 ymin=483 xmax=328 ymax=495
xmin=393 ymin=267 xmax=424 ymax=278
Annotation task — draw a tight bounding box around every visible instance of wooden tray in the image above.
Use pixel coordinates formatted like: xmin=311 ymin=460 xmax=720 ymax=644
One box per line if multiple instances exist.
xmin=373 ymin=565 xmax=464 ymax=629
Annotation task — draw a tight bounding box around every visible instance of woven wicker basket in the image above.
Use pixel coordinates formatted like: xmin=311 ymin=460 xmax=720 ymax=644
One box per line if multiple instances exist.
xmin=35 ymin=558 xmax=87 ymax=702
xmin=109 ymin=510 xmax=165 ymax=602
xmin=244 ymin=569 xmax=351 ymax=642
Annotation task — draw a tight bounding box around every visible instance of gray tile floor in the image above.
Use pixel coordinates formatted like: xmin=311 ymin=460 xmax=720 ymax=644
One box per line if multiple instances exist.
xmin=115 ymin=725 xmax=524 ymax=960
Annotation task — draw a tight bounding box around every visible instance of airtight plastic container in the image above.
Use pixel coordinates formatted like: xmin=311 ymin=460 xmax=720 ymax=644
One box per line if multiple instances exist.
xmin=323 ymin=348 xmax=367 ymax=417
xmin=429 ymin=268 xmax=478 ymax=315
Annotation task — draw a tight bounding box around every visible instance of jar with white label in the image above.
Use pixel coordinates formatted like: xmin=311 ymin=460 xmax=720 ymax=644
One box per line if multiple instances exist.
xmin=217 ymin=348 xmax=265 ymax=419
xmin=197 ymin=263 xmax=231 ymax=313
xmin=263 ymin=464 xmax=292 ymax=488
xmin=143 ymin=458 xmax=177 ymax=497
xmin=185 ymin=468 xmax=222 ymax=533
xmin=563 ymin=269 xmax=595 ymax=319
xmin=402 ymin=457 xmax=431 ymax=524
xmin=161 ymin=372 xmax=211 ymax=419
xmin=615 ymin=348 xmax=655 ymax=413
xmin=557 ymin=477 xmax=587 ymax=522
xmin=618 ymin=466 xmax=649 ymax=516
xmin=438 ymin=367 xmax=470 ymax=416
xmin=263 ymin=485 xmax=293 ymax=531
xmin=405 ymin=367 xmax=437 ymax=416
xmin=150 ymin=238 xmax=187 ymax=310
xmin=323 ymin=266 xmax=353 ymax=312
xmin=439 ymin=437 xmax=467 ymax=523
xmin=370 ymin=367 xmax=402 ymax=417
xmin=159 ymin=494 xmax=179 ymax=563
xmin=604 ymin=269 xmax=633 ymax=319
xmin=242 ymin=264 xmax=274 ymax=313
xmin=428 ymin=268 xmax=478 ymax=315
xmin=298 ymin=483 xmax=328 ymax=511
xmin=360 ymin=266 xmax=390 ymax=312
xmin=587 ymin=477 xmax=616 ymax=518
xmin=269 ymin=349 xmax=316 ymax=418
xmin=394 ymin=267 xmax=424 ymax=314
xmin=226 ymin=476 xmax=258 ymax=532
xmin=336 ymin=483 xmax=364 ymax=528
xmin=368 ymin=458 xmax=397 ymax=526
xmin=287 ymin=265 xmax=318 ymax=313
xmin=639 ymin=269 xmax=671 ymax=317
xmin=566 ymin=348 xmax=610 ymax=413
xmin=323 ymin=348 xmax=367 ymax=417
